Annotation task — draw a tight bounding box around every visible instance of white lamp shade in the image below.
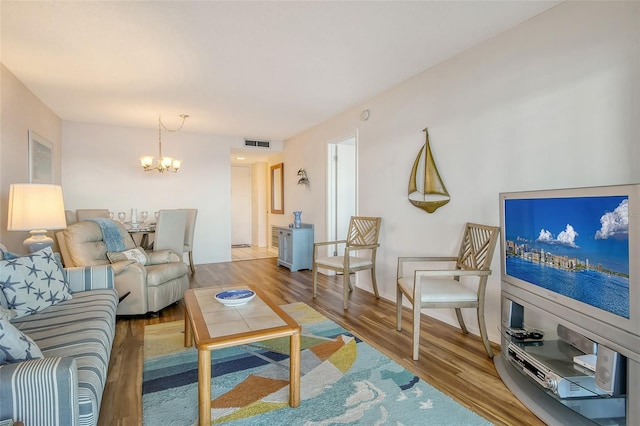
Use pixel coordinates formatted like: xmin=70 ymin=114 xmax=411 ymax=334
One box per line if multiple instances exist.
xmin=7 ymin=184 xmax=67 ymax=231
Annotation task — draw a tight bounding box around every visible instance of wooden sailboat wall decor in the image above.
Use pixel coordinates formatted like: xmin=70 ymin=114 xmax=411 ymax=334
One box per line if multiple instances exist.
xmin=408 ymin=128 xmax=450 ymax=213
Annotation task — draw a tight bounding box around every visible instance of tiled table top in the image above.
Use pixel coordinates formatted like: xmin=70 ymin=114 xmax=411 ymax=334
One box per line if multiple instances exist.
xmin=193 ymin=286 xmax=287 ymax=338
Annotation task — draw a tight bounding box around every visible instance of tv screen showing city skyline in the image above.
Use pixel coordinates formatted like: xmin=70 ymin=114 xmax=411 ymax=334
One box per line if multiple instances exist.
xmin=504 ymin=195 xmax=629 ymax=319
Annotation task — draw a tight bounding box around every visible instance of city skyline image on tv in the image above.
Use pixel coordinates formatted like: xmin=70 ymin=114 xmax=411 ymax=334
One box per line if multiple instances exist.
xmin=504 ymin=195 xmax=629 ymax=318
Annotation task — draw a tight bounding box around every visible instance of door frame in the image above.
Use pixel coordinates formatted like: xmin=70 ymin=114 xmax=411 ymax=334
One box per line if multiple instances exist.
xmin=326 ymin=132 xmax=357 ymax=263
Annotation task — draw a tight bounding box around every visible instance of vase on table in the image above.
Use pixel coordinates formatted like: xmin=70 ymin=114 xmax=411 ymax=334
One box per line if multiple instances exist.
xmin=293 ymin=211 xmax=302 ymax=228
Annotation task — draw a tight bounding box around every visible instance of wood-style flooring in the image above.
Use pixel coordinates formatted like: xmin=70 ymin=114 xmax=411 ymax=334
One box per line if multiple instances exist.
xmin=98 ymin=258 xmax=544 ymax=426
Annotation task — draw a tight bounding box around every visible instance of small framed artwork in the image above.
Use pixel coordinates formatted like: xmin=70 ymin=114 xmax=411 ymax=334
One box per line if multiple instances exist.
xmin=28 ymin=130 xmax=54 ymax=183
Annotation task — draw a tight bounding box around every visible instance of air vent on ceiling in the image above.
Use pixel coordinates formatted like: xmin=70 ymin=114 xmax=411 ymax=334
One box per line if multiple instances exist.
xmin=244 ymin=139 xmax=271 ymax=149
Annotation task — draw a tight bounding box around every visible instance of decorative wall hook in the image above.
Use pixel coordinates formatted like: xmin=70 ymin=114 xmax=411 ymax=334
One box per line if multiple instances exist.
xmin=297 ymin=169 xmax=309 ymax=186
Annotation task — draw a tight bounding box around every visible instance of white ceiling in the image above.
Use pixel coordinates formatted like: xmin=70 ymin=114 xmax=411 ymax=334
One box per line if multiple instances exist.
xmin=1 ymin=1 xmax=561 ymax=145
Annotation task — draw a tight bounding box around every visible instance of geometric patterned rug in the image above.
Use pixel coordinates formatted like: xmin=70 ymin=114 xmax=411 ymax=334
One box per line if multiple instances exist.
xmin=142 ymin=302 xmax=493 ymax=425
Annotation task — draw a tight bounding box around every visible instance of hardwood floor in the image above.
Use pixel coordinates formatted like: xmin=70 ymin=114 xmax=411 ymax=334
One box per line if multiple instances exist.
xmin=98 ymin=258 xmax=544 ymax=426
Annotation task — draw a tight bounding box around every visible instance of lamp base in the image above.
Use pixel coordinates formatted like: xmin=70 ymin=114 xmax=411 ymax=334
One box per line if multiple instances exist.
xmin=23 ymin=230 xmax=54 ymax=253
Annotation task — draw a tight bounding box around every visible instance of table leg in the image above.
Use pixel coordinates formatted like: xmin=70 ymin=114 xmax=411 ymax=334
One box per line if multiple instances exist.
xmin=289 ymin=329 xmax=301 ymax=407
xmin=184 ymin=308 xmax=192 ymax=347
xmin=198 ymin=349 xmax=211 ymax=426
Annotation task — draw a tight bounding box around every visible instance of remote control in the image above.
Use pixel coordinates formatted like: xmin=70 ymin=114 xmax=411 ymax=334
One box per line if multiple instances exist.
xmin=506 ymin=328 xmax=544 ymax=341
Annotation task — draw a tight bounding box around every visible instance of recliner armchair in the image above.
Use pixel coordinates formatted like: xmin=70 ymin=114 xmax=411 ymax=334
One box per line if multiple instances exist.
xmin=57 ymin=220 xmax=189 ymax=315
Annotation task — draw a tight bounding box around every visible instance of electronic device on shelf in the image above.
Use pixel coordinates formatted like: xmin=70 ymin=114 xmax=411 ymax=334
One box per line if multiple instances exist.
xmin=507 ymin=341 xmax=606 ymax=399
xmin=574 ymin=354 xmax=597 ymax=372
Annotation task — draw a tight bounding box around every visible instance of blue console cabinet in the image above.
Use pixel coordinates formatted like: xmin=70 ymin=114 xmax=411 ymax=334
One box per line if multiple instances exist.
xmin=277 ymin=224 xmax=314 ymax=271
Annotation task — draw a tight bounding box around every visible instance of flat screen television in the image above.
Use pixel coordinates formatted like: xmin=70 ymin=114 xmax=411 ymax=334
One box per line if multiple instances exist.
xmin=499 ymin=184 xmax=640 ymax=360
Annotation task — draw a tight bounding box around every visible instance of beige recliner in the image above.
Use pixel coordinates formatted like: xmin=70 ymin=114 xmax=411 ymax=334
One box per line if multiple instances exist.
xmin=57 ymin=220 xmax=189 ymax=315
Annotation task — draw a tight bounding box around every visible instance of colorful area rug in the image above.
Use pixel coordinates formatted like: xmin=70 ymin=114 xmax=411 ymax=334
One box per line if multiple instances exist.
xmin=142 ymin=302 xmax=492 ymax=425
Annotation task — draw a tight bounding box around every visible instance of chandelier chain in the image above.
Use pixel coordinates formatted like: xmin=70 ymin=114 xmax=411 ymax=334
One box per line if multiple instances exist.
xmin=159 ymin=114 xmax=189 ymax=133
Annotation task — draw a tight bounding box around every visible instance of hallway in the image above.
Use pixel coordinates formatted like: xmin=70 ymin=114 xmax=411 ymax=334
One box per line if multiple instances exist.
xmin=231 ymin=245 xmax=278 ymax=261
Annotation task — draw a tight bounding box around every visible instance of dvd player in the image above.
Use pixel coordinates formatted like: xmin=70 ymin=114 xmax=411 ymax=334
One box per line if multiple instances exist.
xmin=507 ymin=341 xmax=606 ymax=399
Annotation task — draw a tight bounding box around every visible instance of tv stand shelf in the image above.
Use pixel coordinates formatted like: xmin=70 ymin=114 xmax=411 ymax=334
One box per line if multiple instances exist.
xmin=497 ymin=334 xmax=626 ymax=425
xmin=495 ymin=356 xmax=602 ymax=426
xmin=497 ymin=295 xmax=635 ymax=426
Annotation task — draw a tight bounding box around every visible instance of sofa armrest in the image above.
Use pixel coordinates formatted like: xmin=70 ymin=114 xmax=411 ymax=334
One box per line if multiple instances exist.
xmin=112 ymin=262 xmax=149 ymax=315
xmin=65 ymin=265 xmax=115 ymax=293
xmin=109 ymin=259 xmax=136 ymax=275
xmin=148 ymin=249 xmax=180 ymax=265
xmin=0 ymin=357 xmax=79 ymax=425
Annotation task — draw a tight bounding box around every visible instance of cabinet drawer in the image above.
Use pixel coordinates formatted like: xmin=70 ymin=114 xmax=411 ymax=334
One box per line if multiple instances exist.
xmin=279 ymin=229 xmax=292 ymax=238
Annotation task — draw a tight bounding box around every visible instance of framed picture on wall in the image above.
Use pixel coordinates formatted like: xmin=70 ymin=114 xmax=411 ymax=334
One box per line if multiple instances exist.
xmin=28 ymin=130 xmax=54 ymax=183
xmin=271 ymin=163 xmax=284 ymax=214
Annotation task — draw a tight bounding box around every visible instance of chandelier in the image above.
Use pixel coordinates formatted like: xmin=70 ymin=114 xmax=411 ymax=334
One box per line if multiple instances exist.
xmin=140 ymin=114 xmax=189 ymax=173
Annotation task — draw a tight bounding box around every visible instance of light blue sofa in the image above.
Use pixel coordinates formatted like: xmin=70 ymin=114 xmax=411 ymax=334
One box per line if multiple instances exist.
xmin=0 ymin=244 xmax=118 ymax=426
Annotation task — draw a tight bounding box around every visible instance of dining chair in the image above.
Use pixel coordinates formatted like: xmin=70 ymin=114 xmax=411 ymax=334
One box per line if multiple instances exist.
xmin=76 ymin=209 xmax=110 ymax=221
xmin=65 ymin=210 xmax=77 ymax=226
xmin=396 ymin=222 xmax=500 ymax=360
xmin=312 ymin=216 xmax=382 ymax=310
xmin=181 ymin=208 xmax=198 ymax=275
xmin=153 ymin=209 xmax=188 ymax=260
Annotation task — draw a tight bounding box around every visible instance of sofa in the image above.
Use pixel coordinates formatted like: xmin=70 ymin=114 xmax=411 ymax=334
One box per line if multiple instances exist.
xmin=0 ymin=243 xmax=118 ymax=426
xmin=58 ymin=220 xmax=189 ymax=315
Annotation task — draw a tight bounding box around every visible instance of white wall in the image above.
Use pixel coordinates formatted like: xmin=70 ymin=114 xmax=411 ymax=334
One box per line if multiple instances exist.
xmin=251 ymin=161 xmax=268 ymax=247
xmin=0 ymin=64 xmax=62 ymax=251
xmin=61 ymin=121 xmax=236 ymax=264
xmin=282 ymin=2 xmax=640 ymax=344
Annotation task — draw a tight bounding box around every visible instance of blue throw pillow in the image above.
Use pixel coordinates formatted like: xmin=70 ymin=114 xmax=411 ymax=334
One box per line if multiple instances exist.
xmin=0 ymin=318 xmax=43 ymax=365
xmin=0 ymin=247 xmax=72 ymax=318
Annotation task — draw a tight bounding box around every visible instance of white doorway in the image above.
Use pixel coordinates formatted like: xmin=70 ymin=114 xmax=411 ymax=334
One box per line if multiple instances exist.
xmin=231 ymin=165 xmax=252 ymax=246
xmin=327 ymin=135 xmax=357 ymax=255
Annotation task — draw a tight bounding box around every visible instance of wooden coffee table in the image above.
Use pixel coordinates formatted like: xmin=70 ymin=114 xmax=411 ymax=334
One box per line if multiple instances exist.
xmin=183 ymin=285 xmax=301 ymax=426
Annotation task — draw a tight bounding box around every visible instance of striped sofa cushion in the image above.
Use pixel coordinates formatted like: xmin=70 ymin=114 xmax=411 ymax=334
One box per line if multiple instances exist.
xmin=10 ymin=289 xmax=117 ymax=426
xmin=0 ymin=356 xmax=79 ymax=425
xmin=65 ymin=265 xmax=115 ymax=293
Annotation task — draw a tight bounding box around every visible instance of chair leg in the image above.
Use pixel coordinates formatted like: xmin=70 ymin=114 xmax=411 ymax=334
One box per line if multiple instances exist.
xmin=312 ymin=267 xmax=318 ymax=298
xmin=188 ymin=252 xmax=195 ymax=275
xmin=477 ymin=306 xmax=495 ymax=359
xmin=396 ymin=287 xmax=403 ymax=332
xmin=412 ymin=304 xmax=421 ymax=361
xmin=370 ymin=267 xmax=380 ymax=299
xmin=343 ymin=272 xmax=350 ymax=310
xmin=455 ymin=308 xmax=469 ymax=334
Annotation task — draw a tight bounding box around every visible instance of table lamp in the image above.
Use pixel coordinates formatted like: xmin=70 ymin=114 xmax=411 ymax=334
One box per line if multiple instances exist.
xmin=7 ymin=183 xmax=67 ymax=253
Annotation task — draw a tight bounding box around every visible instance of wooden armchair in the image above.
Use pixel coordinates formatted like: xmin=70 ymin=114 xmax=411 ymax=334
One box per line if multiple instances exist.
xmin=396 ymin=222 xmax=500 ymax=360
xmin=313 ymin=216 xmax=382 ymax=310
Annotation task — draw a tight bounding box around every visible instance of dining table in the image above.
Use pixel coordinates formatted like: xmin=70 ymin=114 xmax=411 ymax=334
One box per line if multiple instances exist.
xmin=125 ymin=222 xmax=156 ymax=249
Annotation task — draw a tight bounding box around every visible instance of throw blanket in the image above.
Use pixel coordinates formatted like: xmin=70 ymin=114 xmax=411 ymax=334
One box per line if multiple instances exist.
xmin=88 ymin=218 xmax=125 ymax=252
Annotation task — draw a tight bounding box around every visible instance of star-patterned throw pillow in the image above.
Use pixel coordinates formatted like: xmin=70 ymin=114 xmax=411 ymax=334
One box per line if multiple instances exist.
xmin=0 ymin=247 xmax=72 ymax=318
xmin=0 ymin=318 xmax=43 ymax=365
xmin=0 ymin=306 xmax=17 ymax=320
